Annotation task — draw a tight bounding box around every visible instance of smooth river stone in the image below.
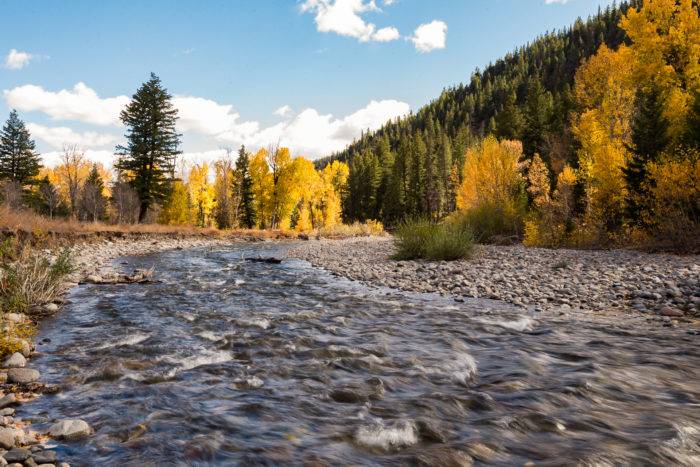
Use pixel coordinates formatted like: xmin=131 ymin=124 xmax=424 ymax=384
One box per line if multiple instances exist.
xmin=7 ymin=368 xmax=40 ymax=384
xmin=48 ymin=419 xmax=92 ymax=441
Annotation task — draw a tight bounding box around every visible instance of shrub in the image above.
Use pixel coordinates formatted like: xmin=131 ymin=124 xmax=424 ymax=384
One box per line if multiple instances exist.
xmin=0 ymin=239 xmax=74 ymax=316
xmin=459 ymin=200 xmax=526 ymax=244
xmin=392 ymin=218 xmax=475 ymax=261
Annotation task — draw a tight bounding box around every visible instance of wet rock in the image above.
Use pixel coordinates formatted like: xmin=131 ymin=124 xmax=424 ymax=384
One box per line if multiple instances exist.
xmin=416 ymin=418 xmax=448 ymax=443
xmin=329 ymin=388 xmax=368 ymax=404
xmin=30 ymin=450 xmax=56 ymax=464
xmin=0 ymin=396 xmax=16 ymax=410
xmin=0 ymin=410 xmax=13 ymax=417
xmin=48 ymin=419 xmax=92 ymax=440
xmin=2 ymin=448 xmax=29 ymax=463
xmin=415 ymin=447 xmax=473 ymax=466
xmin=659 ymin=306 xmax=684 ymax=317
xmin=3 ymin=353 xmax=26 ymax=369
xmin=7 ymin=368 xmax=40 ymax=384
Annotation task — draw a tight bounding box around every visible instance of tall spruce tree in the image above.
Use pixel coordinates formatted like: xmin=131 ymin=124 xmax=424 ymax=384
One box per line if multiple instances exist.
xmin=115 ymin=73 xmax=181 ymax=222
xmin=235 ymin=145 xmax=256 ymax=228
xmin=623 ymin=86 xmax=669 ymax=224
xmin=0 ymin=110 xmax=41 ymax=186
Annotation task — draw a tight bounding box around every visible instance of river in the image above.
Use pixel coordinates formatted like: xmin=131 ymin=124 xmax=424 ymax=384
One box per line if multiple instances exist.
xmin=22 ymin=244 xmax=700 ymax=465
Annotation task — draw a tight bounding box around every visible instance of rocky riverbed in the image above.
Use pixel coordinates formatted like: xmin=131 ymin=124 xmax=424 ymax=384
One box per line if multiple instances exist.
xmin=288 ymin=237 xmax=700 ymax=323
xmin=1 ymin=234 xmax=230 ymax=467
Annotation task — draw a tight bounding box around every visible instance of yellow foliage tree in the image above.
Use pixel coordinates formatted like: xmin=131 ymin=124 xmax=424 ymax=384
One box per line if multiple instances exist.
xmin=318 ymin=161 xmax=349 ymax=229
xmin=573 ymin=44 xmax=635 ymax=240
xmin=159 ymin=179 xmax=191 ymax=225
xmin=188 ymin=163 xmax=216 ymax=227
xmin=456 ymin=136 xmax=527 ymax=239
xmin=621 ymin=0 xmax=700 ymax=138
xmin=249 ymin=149 xmax=274 ymax=228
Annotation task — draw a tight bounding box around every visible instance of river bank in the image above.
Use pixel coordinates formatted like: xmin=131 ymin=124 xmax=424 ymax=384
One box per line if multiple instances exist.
xmin=288 ymin=237 xmax=700 ymax=324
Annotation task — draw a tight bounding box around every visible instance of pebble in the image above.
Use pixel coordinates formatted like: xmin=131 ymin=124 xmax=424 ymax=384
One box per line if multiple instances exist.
xmin=6 ymin=369 xmax=40 ymax=385
xmin=43 ymin=303 xmax=59 ymax=313
xmin=0 ymin=428 xmax=19 ymax=450
xmin=2 ymin=354 xmax=26 ymax=369
xmin=659 ymin=306 xmax=684 ymax=317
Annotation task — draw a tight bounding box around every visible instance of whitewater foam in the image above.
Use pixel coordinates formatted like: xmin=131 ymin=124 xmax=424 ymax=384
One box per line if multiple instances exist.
xmin=355 ymin=419 xmax=418 ymax=451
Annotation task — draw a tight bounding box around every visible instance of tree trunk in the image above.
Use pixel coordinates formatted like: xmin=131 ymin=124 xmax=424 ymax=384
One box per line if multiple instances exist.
xmin=138 ymin=202 xmax=149 ymax=223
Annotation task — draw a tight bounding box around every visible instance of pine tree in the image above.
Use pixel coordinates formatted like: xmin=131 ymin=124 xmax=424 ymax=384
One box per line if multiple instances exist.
xmin=235 ymin=145 xmax=256 ymax=228
xmin=0 ymin=110 xmax=41 ymax=186
xmin=115 ymin=73 xmax=182 ymax=222
xmin=495 ymin=92 xmax=525 ymax=141
xmin=522 ymin=79 xmax=552 ymax=158
xmin=623 ymin=86 xmax=669 ymax=224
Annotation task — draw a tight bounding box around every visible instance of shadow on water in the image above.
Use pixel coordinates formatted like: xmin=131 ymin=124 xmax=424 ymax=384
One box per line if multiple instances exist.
xmin=22 ymin=244 xmax=700 ymax=465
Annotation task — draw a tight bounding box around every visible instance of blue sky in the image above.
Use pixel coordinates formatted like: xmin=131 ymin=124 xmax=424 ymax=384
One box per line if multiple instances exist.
xmin=0 ymin=0 xmax=613 ymax=165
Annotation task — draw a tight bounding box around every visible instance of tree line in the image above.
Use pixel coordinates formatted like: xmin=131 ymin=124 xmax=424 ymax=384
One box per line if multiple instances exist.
xmin=0 ymin=73 xmax=350 ymax=232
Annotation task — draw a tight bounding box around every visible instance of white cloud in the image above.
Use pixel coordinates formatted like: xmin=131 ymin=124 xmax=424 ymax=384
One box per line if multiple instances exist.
xmin=26 ymin=123 xmax=117 ymax=150
xmin=226 ymin=99 xmax=410 ymax=157
xmin=410 ymin=20 xmax=447 ymax=53
xmin=4 ymin=49 xmax=33 ymax=70
xmin=6 ymin=82 xmax=408 ymax=159
xmin=300 ymin=0 xmax=400 ymax=43
xmin=544 ymin=0 xmax=569 ymax=3
xmin=373 ymin=26 xmax=400 ymax=42
xmin=171 ymin=95 xmax=259 ymax=138
xmin=40 ymin=149 xmax=115 ymax=168
xmin=3 ymin=83 xmax=129 ymax=126
xmin=274 ymin=105 xmax=293 ymax=117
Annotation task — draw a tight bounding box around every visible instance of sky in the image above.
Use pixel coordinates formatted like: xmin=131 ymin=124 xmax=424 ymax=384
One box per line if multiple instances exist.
xmin=0 ymin=0 xmax=614 ymax=167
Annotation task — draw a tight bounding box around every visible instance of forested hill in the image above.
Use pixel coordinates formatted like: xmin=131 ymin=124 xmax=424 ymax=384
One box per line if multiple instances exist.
xmin=319 ymin=1 xmax=641 ymax=224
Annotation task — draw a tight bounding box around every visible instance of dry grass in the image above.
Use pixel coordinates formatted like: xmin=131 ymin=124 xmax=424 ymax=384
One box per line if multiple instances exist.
xmin=0 ymin=206 xmax=221 ymax=237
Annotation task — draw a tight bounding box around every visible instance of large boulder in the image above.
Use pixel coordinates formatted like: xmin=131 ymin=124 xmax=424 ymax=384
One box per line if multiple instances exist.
xmin=3 ymin=353 xmax=26 ymax=369
xmin=7 ymin=368 xmax=40 ymax=384
xmin=48 ymin=419 xmax=92 ymax=441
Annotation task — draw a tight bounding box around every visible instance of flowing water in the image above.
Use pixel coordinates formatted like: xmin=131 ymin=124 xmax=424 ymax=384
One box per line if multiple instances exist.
xmin=23 ymin=244 xmax=700 ymax=465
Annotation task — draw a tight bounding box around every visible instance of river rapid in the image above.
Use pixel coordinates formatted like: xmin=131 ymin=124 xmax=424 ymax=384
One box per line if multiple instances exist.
xmin=22 ymin=244 xmax=700 ymax=465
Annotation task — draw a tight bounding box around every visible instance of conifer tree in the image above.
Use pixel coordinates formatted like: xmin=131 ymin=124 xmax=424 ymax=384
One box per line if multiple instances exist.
xmin=235 ymin=145 xmax=256 ymax=228
xmin=115 ymin=73 xmax=181 ymax=222
xmin=0 ymin=110 xmax=41 ymax=186
xmin=623 ymin=86 xmax=669 ymax=224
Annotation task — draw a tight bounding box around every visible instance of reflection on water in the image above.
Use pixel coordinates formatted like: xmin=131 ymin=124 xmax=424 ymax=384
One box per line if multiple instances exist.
xmin=23 ymin=244 xmax=700 ymax=465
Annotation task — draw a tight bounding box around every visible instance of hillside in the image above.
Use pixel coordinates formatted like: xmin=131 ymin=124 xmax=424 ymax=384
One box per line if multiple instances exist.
xmin=319 ymin=1 xmax=641 ymax=224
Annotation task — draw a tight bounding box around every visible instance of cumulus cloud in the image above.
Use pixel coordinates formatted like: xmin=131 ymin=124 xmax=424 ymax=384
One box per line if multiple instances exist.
xmin=411 ymin=20 xmax=447 ymax=53
xmin=230 ymin=99 xmax=410 ymax=157
xmin=373 ymin=26 xmax=400 ymax=42
xmin=5 ymin=82 xmax=409 ymax=159
xmin=26 ymin=123 xmax=117 ymax=150
xmin=40 ymin=149 xmax=116 ymax=168
xmin=274 ymin=105 xmax=293 ymax=117
xmin=3 ymin=83 xmax=129 ymax=126
xmin=4 ymin=49 xmax=34 ymax=70
xmin=300 ymin=0 xmax=401 ymax=43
